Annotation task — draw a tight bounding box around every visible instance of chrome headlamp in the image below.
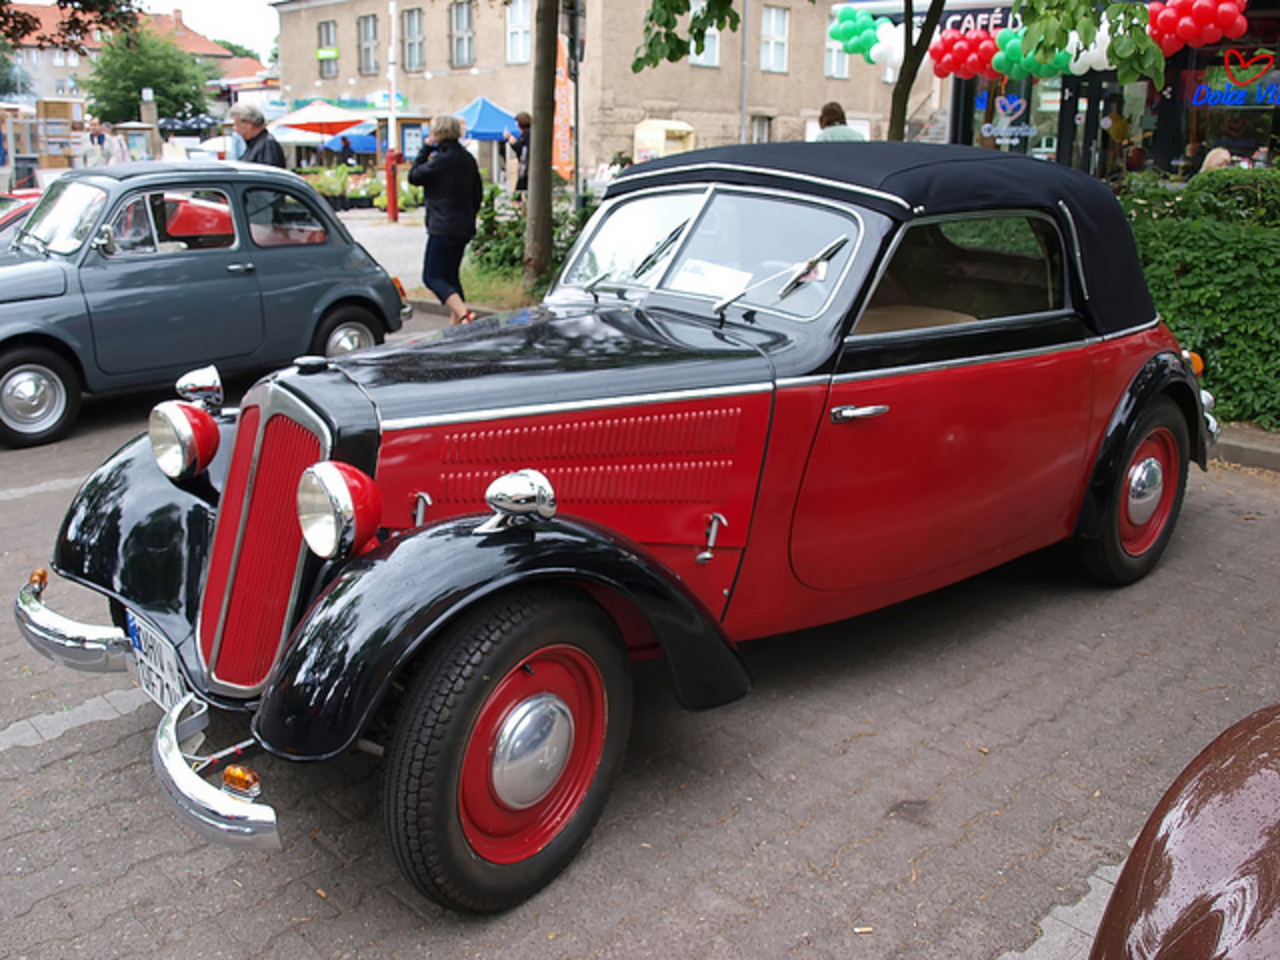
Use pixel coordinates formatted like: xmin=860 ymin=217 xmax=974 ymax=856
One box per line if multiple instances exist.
xmin=149 ymin=401 xmax=220 ymax=481
xmin=297 ymin=461 xmax=383 ymax=559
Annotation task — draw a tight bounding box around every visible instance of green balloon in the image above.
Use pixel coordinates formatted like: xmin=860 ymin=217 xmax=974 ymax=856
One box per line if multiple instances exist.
xmin=996 ymin=28 xmax=1017 ymax=48
xmin=838 ymin=4 xmax=858 ymax=22
xmin=843 ymin=38 xmax=859 ymax=54
xmin=992 ymin=51 xmax=1010 ymax=73
xmin=1009 ymin=62 xmax=1028 ymax=80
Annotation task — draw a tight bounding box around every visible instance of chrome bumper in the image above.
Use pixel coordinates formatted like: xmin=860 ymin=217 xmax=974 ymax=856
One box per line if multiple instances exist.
xmin=153 ymin=694 xmax=281 ymax=851
xmin=1202 ymin=389 xmax=1221 ymax=446
xmin=399 ymin=302 xmax=413 ymax=319
xmin=14 ymin=579 xmax=130 ymax=672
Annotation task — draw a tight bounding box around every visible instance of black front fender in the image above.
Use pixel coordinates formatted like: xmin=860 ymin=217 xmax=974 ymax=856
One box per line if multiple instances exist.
xmin=253 ymin=516 xmax=752 ymax=760
xmin=1074 ymin=350 xmax=1208 ymax=539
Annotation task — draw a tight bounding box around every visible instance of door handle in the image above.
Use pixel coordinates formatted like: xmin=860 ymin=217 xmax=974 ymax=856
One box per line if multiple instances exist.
xmin=226 ymin=263 xmax=256 ymax=273
xmin=831 ymin=404 xmax=889 ymax=423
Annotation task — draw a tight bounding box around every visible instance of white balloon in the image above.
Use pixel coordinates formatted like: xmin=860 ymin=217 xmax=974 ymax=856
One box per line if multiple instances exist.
xmin=869 ymin=41 xmax=888 ymax=63
xmin=876 ymin=20 xmax=895 ymax=42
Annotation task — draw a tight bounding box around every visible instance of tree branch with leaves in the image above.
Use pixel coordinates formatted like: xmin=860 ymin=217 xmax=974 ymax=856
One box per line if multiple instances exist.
xmin=0 ymin=0 xmax=139 ymax=51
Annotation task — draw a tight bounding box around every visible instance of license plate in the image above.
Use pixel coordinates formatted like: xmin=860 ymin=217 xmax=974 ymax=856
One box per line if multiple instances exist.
xmin=126 ymin=612 xmax=187 ymax=711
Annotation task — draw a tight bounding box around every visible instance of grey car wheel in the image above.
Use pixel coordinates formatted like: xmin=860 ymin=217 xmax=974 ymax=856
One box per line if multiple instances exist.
xmin=0 ymin=347 xmax=82 ymax=448
xmin=311 ymin=306 xmax=383 ymax=357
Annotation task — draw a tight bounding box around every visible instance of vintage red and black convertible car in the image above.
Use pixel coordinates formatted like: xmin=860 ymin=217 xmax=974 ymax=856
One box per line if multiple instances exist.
xmin=16 ymin=143 xmax=1218 ymax=912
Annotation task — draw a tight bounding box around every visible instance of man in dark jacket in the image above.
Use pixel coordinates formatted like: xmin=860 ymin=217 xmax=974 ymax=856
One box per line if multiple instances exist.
xmin=229 ymin=103 xmax=285 ymax=168
xmin=408 ymin=115 xmax=484 ymax=325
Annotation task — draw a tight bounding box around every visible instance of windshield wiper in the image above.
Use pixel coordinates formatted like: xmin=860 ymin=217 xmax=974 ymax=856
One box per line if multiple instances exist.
xmin=777 ymin=235 xmax=849 ymax=300
xmin=630 ymin=219 xmax=689 ymax=281
xmin=712 ymin=234 xmax=849 ymax=322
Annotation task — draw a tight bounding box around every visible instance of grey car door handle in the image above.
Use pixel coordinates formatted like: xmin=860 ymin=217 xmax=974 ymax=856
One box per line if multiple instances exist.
xmin=226 ymin=263 xmax=256 ymax=273
xmin=831 ymin=404 xmax=890 ymax=423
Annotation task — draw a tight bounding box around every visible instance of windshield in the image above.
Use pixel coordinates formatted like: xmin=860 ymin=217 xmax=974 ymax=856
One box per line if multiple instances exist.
xmin=560 ymin=188 xmax=860 ymax=321
xmin=0 ymin=195 xmax=21 ymax=218
xmin=19 ymin=180 xmax=109 ymax=255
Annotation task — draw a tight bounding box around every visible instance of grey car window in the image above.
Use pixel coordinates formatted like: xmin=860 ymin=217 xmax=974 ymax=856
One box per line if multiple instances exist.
xmin=107 ymin=196 xmax=157 ymax=255
xmin=245 ymin=189 xmax=329 ymax=247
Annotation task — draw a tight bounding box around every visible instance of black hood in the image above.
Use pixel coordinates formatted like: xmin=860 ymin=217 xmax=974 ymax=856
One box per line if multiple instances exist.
xmin=328 ymin=303 xmax=784 ymax=428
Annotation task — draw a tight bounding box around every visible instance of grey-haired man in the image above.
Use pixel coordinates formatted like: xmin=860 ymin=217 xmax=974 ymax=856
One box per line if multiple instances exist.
xmin=229 ymin=103 xmax=285 ymax=168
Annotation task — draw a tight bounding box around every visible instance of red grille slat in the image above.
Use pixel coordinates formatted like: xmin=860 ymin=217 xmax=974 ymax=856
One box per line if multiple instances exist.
xmin=212 ymin=415 xmax=321 ymax=688
xmin=199 ymin=405 xmax=260 ymax=666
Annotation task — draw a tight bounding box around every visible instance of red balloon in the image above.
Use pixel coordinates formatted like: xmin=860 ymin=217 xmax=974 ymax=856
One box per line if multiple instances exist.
xmin=1175 ymin=15 xmax=1200 ymax=39
xmin=1192 ymin=0 xmax=1216 ymax=23
xmin=1214 ymin=1 xmax=1239 ymax=27
xmin=1149 ymin=1 xmax=1166 ymax=16
xmin=965 ymin=52 xmax=982 ymax=72
xmin=1159 ymin=34 xmax=1186 ymax=55
xmin=941 ymin=28 xmax=962 ymax=44
xmin=940 ymin=53 xmax=956 ymax=72
xmin=1200 ymin=22 xmax=1223 ymax=42
xmin=953 ymin=40 xmax=971 ymax=58
xmin=933 ymin=61 xmax=950 ymax=78
xmin=929 ymin=40 xmax=945 ymax=59
xmin=1225 ymin=12 xmax=1248 ymax=37
xmin=978 ymin=39 xmax=997 ymax=59
xmin=1171 ymin=0 xmax=1194 ymax=14
xmin=1157 ymin=8 xmax=1179 ymax=32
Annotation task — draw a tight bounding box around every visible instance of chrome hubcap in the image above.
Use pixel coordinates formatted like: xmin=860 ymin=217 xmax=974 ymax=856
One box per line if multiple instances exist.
xmin=1126 ymin=456 xmax=1164 ymax=526
xmin=1 ymin=365 xmax=65 ymax=431
xmin=490 ymin=693 xmax=575 ymax=810
xmin=325 ymin=323 xmax=373 ymax=356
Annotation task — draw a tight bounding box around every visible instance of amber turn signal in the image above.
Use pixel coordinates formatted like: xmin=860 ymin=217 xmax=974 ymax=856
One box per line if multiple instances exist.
xmin=1188 ymin=351 xmax=1205 ymax=377
xmin=29 ymin=568 xmax=48 ymax=591
xmin=222 ymin=764 xmax=262 ymax=799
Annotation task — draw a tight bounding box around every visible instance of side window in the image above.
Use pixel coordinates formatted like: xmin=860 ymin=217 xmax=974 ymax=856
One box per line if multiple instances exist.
xmin=107 ymin=196 xmax=157 ymax=255
xmin=244 ymin=189 xmax=329 ymax=247
xmin=855 ymin=214 xmax=1064 ymax=336
xmin=151 ymin=189 xmax=235 ymax=252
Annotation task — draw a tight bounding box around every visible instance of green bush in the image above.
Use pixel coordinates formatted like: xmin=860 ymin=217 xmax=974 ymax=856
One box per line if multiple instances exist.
xmin=311 ymin=165 xmax=349 ymax=198
xmin=1119 ymin=170 xmax=1280 ymax=429
xmin=469 ymin=185 xmax=596 ymax=284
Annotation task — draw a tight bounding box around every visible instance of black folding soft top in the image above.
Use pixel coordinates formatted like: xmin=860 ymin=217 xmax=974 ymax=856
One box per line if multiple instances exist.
xmin=609 ymin=142 xmax=1155 ymax=336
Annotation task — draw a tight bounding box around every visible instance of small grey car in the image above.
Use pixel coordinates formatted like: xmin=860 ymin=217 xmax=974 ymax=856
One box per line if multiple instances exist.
xmin=0 ymin=160 xmax=410 ymax=447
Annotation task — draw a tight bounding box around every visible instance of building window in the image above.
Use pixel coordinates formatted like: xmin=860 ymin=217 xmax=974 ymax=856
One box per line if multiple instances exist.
xmin=825 ymin=13 xmax=848 ymax=79
xmin=318 ymin=20 xmax=338 ymax=78
xmin=403 ymin=8 xmax=424 ymax=72
xmin=13 ymin=49 xmax=23 ymax=65
xmin=53 ymin=48 xmax=65 ymax=66
xmin=358 ymin=14 xmax=378 ymax=75
xmin=67 ymin=50 xmax=79 ymax=67
xmin=506 ymin=0 xmax=531 ymax=64
xmin=751 ymin=115 xmax=772 ymax=143
xmin=689 ymin=0 xmax=720 ymax=68
xmin=451 ymin=1 xmax=474 ymax=68
xmin=760 ymin=6 xmax=788 ymax=74
xmin=55 ymin=79 xmax=66 ymax=95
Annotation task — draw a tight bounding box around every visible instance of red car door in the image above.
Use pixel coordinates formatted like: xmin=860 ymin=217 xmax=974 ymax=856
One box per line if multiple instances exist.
xmin=790 ymin=213 xmax=1094 ymax=592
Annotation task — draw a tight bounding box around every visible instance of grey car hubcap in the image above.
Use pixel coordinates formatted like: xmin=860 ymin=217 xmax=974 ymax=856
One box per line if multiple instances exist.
xmin=490 ymin=693 xmax=575 ymax=810
xmin=1126 ymin=456 xmax=1164 ymax=526
xmin=1 ymin=364 xmax=67 ymax=435
xmin=325 ymin=322 xmax=374 ymax=356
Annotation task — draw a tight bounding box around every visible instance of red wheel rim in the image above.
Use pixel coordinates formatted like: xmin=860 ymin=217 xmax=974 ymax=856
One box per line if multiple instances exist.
xmin=459 ymin=645 xmax=608 ymax=864
xmin=1119 ymin=427 xmax=1178 ymax=557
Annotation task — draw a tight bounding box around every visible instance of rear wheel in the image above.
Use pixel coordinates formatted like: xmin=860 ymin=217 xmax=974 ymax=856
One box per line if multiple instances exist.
xmin=383 ymin=587 xmax=632 ymax=913
xmin=310 ymin=305 xmax=383 ymax=357
xmin=0 ymin=347 xmax=81 ymax=447
xmin=1080 ymin=396 xmax=1189 ymax=585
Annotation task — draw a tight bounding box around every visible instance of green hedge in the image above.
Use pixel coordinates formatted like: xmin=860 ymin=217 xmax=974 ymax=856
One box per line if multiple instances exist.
xmin=1119 ymin=168 xmax=1280 ymax=429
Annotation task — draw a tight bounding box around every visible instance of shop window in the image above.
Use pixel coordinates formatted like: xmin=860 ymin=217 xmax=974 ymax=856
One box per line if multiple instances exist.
xmin=825 ymin=13 xmax=848 ymax=79
xmin=451 ymin=2 xmax=474 ymax=68
xmin=855 ymin=214 xmax=1064 ymax=335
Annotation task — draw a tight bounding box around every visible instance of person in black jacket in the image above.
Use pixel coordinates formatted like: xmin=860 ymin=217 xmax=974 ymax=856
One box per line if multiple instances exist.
xmin=408 ymin=115 xmax=483 ymax=325
xmin=229 ymin=103 xmax=285 ymax=168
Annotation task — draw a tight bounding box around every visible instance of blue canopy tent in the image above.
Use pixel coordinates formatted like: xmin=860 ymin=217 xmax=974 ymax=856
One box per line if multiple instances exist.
xmin=454 ymin=96 xmax=517 ymax=141
xmin=324 ymin=132 xmax=379 ymax=153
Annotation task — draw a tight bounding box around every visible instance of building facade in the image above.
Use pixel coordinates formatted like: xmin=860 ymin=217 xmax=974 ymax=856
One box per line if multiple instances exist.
xmin=273 ymin=0 xmax=948 ymax=171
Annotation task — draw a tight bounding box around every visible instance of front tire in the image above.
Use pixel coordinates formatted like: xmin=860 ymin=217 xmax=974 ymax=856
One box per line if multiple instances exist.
xmin=0 ymin=347 xmax=81 ymax=447
xmin=310 ymin=305 xmax=383 ymax=357
xmin=383 ymin=587 xmax=632 ymax=913
xmin=1080 ymin=396 xmax=1189 ymax=585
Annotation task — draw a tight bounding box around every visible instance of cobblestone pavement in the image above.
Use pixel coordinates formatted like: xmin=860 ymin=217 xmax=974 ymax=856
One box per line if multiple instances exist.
xmin=4 ymin=415 xmax=1278 ymax=960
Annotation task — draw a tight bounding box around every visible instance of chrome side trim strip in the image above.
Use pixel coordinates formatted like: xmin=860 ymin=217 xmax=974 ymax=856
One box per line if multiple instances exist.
xmin=612 ymin=161 xmax=913 ymax=211
xmin=1100 ymin=316 xmax=1160 ymax=341
xmin=381 ymin=381 xmax=776 ymax=432
xmin=775 ymin=375 xmax=830 ymax=390
xmin=1057 ymin=200 xmax=1088 ymax=302
xmin=832 ymin=339 xmax=1089 ymax=384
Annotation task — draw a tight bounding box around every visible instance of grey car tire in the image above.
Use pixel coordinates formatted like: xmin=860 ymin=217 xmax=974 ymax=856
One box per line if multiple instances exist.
xmin=0 ymin=347 xmax=82 ymax=448
xmin=310 ymin=305 xmax=384 ymax=357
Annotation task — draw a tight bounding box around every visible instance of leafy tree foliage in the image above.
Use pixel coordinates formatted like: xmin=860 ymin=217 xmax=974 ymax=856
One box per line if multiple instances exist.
xmin=213 ymin=38 xmax=259 ymax=60
xmin=0 ymin=0 xmax=139 ymax=50
xmin=82 ymin=27 xmax=215 ymax=124
xmin=632 ymin=0 xmax=1164 ymax=140
xmin=0 ymin=41 xmax=21 ymax=97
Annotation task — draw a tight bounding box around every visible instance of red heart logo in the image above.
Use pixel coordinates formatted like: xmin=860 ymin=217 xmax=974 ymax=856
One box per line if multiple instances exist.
xmin=1225 ymin=50 xmax=1275 ymax=86
xmin=1223 ymin=117 xmax=1250 ymax=138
